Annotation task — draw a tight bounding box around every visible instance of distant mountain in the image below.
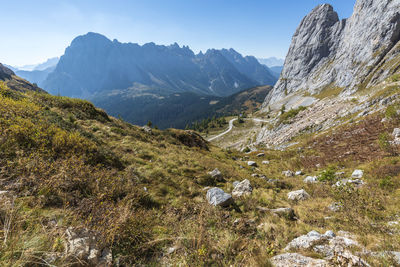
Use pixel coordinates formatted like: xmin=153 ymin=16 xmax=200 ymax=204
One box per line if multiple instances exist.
xmin=14 ymin=57 xmax=59 ymax=71
xmin=257 ymin=57 xmax=284 ymax=67
xmin=269 ymin=66 xmax=283 ymax=77
xmin=15 ymin=66 xmax=55 ymax=87
xmin=42 ymin=32 xmax=276 ymax=98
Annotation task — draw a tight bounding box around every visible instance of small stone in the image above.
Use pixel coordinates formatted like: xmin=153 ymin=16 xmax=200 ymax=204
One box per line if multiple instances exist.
xmin=262 ymin=160 xmax=270 ymax=165
xmin=328 ymin=202 xmax=342 ymax=212
xmin=303 ymin=176 xmax=318 ymax=183
xmin=247 ymin=161 xmax=257 ymax=167
xmin=232 ymin=181 xmax=240 ymax=188
xmin=288 ymin=189 xmax=310 ymax=201
xmin=351 ymin=169 xmax=364 ymax=179
xmin=208 ymin=168 xmax=223 ymax=182
xmin=282 ymin=170 xmax=295 ymax=177
xmin=393 ymin=128 xmax=400 ymax=138
xmin=295 ymin=171 xmax=304 ymax=176
xmin=257 ymin=153 xmax=265 ymax=157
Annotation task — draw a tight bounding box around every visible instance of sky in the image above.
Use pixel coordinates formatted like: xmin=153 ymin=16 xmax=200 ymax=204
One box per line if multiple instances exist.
xmin=1 ymin=0 xmax=355 ymax=66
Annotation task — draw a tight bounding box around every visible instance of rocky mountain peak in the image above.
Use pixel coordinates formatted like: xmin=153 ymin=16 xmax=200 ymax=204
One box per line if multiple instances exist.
xmin=264 ymin=0 xmax=400 ymax=107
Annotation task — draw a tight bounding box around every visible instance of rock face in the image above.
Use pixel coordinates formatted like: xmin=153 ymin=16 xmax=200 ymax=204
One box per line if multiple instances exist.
xmin=263 ymin=0 xmax=400 ymax=106
xmin=206 ymin=187 xmax=233 ymax=207
xmin=65 ymin=227 xmax=112 ymax=266
xmin=279 ymin=230 xmax=370 ymax=266
xmin=232 ymin=179 xmax=253 ymax=197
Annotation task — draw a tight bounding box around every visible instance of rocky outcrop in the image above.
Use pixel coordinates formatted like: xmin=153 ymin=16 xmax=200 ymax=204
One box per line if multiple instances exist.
xmin=263 ymin=0 xmax=400 ymax=106
xmin=65 ymin=227 xmax=112 ymax=266
xmin=271 ymin=253 xmax=329 ymax=267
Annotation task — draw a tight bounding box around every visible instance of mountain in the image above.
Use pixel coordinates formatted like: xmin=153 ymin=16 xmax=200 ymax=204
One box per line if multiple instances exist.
xmin=269 ymin=66 xmax=283 ymax=77
xmin=264 ymin=0 xmax=400 ymax=106
xmin=0 ymin=63 xmax=44 ymax=93
xmin=13 ymin=57 xmax=59 ymax=71
xmin=257 ymin=57 xmax=284 ymax=67
xmin=15 ymin=66 xmax=56 ymax=87
xmin=42 ymin=32 xmax=276 ymax=99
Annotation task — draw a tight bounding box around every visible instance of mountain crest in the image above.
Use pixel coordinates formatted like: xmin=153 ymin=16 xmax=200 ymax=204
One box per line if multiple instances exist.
xmin=264 ymin=0 xmax=400 ymax=106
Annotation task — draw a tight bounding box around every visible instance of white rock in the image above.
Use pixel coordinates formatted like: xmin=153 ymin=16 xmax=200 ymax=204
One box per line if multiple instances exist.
xmin=208 ymin=168 xmax=223 ymax=181
xmin=262 ymin=160 xmax=270 ymax=165
xmin=288 ymin=189 xmax=310 ymax=201
xmin=257 ymin=153 xmax=265 ymax=157
xmin=232 ymin=179 xmax=253 ymax=198
xmin=206 ymin=188 xmax=233 ymax=207
xmin=271 ymin=253 xmax=329 ymax=267
xmin=304 ymin=176 xmax=318 ymax=183
xmin=393 ymin=128 xmax=400 ymax=138
xmin=247 ymin=161 xmax=257 ymax=167
xmin=282 ymin=170 xmax=295 ymax=177
xmin=351 ymin=169 xmax=364 ymax=179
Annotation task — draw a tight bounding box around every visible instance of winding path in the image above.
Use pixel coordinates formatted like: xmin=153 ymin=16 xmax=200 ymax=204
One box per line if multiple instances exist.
xmin=207 ymin=117 xmax=268 ymax=142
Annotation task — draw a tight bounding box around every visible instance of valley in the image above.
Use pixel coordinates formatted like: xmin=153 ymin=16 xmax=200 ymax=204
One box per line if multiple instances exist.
xmin=1 ymin=0 xmax=400 ymax=266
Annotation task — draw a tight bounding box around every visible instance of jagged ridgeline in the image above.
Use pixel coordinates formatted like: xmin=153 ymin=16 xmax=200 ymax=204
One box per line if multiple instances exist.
xmin=264 ymin=0 xmax=400 ymax=106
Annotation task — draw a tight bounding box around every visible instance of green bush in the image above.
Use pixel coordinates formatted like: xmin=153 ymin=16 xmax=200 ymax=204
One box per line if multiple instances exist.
xmin=318 ymin=166 xmax=336 ymax=182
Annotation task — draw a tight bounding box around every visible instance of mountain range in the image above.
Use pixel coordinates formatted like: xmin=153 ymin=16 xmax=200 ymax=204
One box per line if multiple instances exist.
xmin=10 ymin=32 xmax=278 ymax=128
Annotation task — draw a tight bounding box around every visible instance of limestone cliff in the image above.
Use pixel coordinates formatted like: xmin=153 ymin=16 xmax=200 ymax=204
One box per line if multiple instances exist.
xmin=264 ymin=0 xmax=400 ymax=106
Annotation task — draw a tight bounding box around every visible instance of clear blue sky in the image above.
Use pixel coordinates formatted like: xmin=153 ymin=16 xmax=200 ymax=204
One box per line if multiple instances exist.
xmin=1 ymin=0 xmax=355 ymax=66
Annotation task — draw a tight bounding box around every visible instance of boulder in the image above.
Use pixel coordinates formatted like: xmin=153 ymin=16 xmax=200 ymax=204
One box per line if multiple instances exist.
xmin=232 ymin=179 xmax=253 ymax=198
xmin=288 ymin=189 xmax=310 ymax=201
xmin=351 ymin=169 xmax=364 ymax=179
xmin=206 ymin=188 xmax=233 ymax=207
xmin=271 ymin=253 xmax=329 ymax=267
xmin=65 ymin=227 xmax=112 ymax=266
xmin=304 ymin=176 xmax=318 ymax=183
xmin=208 ymin=168 xmax=223 ymax=182
xmin=247 ymin=161 xmax=257 ymax=167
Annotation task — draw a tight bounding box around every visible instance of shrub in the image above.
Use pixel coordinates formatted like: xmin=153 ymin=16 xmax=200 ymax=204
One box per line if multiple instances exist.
xmin=318 ymin=166 xmax=336 ymax=182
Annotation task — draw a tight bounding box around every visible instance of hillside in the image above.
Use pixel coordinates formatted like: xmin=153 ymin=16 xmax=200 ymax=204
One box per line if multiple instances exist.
xmin=93 ymin=85 xmax=272 ymax=129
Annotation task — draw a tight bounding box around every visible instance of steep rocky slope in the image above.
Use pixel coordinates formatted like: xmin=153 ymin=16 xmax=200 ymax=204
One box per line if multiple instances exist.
xmin=264 ymin=0 xmax=400 ymax=106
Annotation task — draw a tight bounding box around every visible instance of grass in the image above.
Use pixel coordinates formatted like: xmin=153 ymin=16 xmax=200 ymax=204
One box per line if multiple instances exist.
xmin=1 ymin=80 xmax=400 ymax=266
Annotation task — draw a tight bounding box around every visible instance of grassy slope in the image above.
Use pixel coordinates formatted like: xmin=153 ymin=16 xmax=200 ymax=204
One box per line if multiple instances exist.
xmin=0 ymin=79 xmax=400 ymax=266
